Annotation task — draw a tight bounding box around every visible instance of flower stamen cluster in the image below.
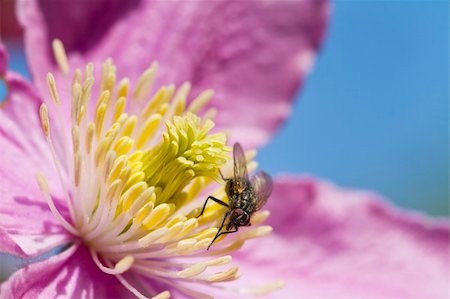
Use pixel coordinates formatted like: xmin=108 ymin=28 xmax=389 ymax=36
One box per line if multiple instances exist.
xmin=33 ymin=39 xmax=277 ymax=298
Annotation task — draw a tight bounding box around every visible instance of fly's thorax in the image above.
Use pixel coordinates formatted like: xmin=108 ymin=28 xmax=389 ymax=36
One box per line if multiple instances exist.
xmin=225 ymin=178 xmax=256 ymax=212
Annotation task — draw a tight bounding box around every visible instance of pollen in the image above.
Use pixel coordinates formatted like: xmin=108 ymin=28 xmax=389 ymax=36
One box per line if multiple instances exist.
xmin=35 ymin=39 xmax=275 ymax=298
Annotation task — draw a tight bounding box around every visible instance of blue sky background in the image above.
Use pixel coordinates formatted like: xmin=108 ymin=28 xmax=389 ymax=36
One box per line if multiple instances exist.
xmin=259 ymin=1 xmax=449 ymax=216
xmin=1 ymin=1 xmax=448 ymax=216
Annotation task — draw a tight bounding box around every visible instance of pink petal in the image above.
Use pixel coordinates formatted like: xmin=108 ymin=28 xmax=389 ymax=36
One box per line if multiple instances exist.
xmin=0 ymin=245 xmax=131 ymax=298
xmin=230 ymin=176 xmax=449 ymax=299
xmin=17 ymin=0 xmax=329 ymax=147
xmin=0 ymin=44 xmax=70 ymax=257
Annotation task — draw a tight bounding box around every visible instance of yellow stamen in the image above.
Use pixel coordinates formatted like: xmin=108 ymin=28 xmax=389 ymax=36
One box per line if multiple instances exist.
xmin=188 ymin=89 xmax=214 ymax=113
xmin=151 ymin=291 xmax=170 ymax=299
xmin=39 ymin=104 xmax=50 ymax=137
xmin=207 ymin=266 xmax=240 ymax=282
xmin=46 ymin=73 xmax=60 ymax=105
xmin=52 ymin=39 xmax=70 ymax=74
xmin=133 ymin=62 xmax=158 ymax=101
xmin=143 ymin=204 xmax=173 ymax=230
xmin=116 ymin=78 xmax=129 ymax=100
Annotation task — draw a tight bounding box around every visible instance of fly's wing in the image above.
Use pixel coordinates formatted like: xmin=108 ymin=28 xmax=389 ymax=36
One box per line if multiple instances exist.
xmin=233 ymin=142 xmax=249 ymax=180
xmin=251 ymin=171 xmax=273 ymax=211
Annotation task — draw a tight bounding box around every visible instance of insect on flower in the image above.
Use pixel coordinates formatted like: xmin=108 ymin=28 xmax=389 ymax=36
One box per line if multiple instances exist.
xmin=198 ymin=142 xmax=273 ymax=250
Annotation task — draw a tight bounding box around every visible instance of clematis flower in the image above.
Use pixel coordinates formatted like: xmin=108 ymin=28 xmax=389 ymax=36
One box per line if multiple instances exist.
xmin=0 ymin=1 xmax=449 ymax=299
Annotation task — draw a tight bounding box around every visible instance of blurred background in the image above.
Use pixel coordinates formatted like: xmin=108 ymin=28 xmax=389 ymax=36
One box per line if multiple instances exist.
xmin=1 ymin=1 xmax=448 ymax=219
xmin=0 ymin=0 xmax=448 ymax=284
xmin=258 ymin=0 xmax=449 ymax=217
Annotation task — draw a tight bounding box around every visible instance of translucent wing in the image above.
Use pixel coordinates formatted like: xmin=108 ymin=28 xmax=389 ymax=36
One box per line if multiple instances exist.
xmin=233 ymin=142 xmax=248 ymax=180
xmin=251 ymin=171 xmax=273 ymax=211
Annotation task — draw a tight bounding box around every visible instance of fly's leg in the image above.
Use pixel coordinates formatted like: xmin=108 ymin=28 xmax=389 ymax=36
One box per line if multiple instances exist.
xmin=219 ymin=169 xmax=227 ymax=181
xmin=196 ymin=196 xmax=229 ymax=218
xmin=207 ymin=211 xmax=230 ymax=250
xmin=207 ymin=223 xmax=238 ymax=250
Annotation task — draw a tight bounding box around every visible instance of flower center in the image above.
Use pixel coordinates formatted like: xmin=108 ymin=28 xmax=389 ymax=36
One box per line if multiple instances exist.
xmin=35 ymin=39 xmax=277 ymax=298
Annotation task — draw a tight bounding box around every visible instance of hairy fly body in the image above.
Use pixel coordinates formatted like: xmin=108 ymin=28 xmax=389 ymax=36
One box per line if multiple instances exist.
xmin=197 ymin=142 xmax=273 ymax=250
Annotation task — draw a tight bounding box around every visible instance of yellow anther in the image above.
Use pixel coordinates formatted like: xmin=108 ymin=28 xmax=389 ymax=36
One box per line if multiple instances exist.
xmin=179 ymin=218 xmax=198 ymax=236
xmin=151 ymin=291 xmax=170 ymax=299
xmin=72 ymin=69 xmax=82 ymax=86
xmin=94 ymin=136 xmax=115 ymax=167
xmin=177 ymin=256 xmax=232 ymax=278
xmin=239 ymin=225 xmax=273 ymax=240
xmin=129 ymin=160 xmax=143 ymax=173
xmin=121 ymin=115 xmax=137 ymax=137
xmin=128 ymin=188 xmax=154 ymax=215
xmin=114 ymin=255 xmax=135 ymax=274
xmin=133 ymin=62 xmax=158 ymax=101
xmin=171 ymin=238 xmax=197 ymax=252
xmin=251 ymin=210 xmax=271 ymax=225
xmin=165 ymin=214 xmax=187 ymax=228
xmin=139 ymin=227 xmax=169 ymax=246
xmin=177 ymin=263 xmax=207 ymax=278
xmin=191 ymin=227 xmax=218 ymax=240
xmin=35 ymin=172 xmax=50 ymax=192
xmin=85 ymin=62 xmax=94 ymax=78
xmin=193 ymin=238 xmax=213 ymax=251
xmin=135 ymin=114 xmax=163 ymax=149
xmin=121 ymin=181 xmax=148 ymax=211
xmin=76 ymin=106 xmax=86 ymax=125
xmin=169 ymin=82 xmax=190 ymax=117
xmin=173 ymin=82 xmax=191 ymax=103
xmin=159 ymin=222 xmax=184 ymax=243
xmin=207 ymin=266 xmax=240 ymax=282
xmin=94 ymin=103 xmax=107 ymax=138
xmin=102 ymin=151 xmax=117 ymax=183
xmin=46 ymin=73 xmax=60 ymax=105
xmin=203 ymin=108 xmax=217 ymax=122
xmin=105 ymin=180 xmax=122 ymax=204
xmin=141 ymin=87 xmax=167 ymax=119
xmin=128 ymin=150 xmax=143 ymax=162
xmin=107 ymin=155 xmax=128 ymax=184
xmin=112 ymin=97 xmax=127 ymax=123
xmin=85 ymin=123 xmax=95 ymax=154
xmin=142 ymin=204 xmax=173 ymax=230
xmin=116 ymin=78 xmax=129 ymax=100
xmin=100 ymin=58 xmax=114 ymax=93
xmin=164 ymin=84 xmax=175 ymax=103
xmin=205 ymin=256 xmax=232 ymax=266
xmin=124 ymin=171 xmax=145 ymax=191
xmin=103 ymin=71 xmax=116 ymax=94
xmin=158 ymin=103 xmax=169 ymax=116
xmin=39 ymin=104 xmax=50 ymax=137
xmin=173 ymin=96 xmax=186 ymax=117
xmin=134 ymin=202 xmax=154 ymax=224
xmin=71 ymin=82 xmax=82 ymax=123
xmin=188 ymin=89 xmax=214 ymax=113
xmin=52 ymin=39 xmax=69 ymax=75
xmin=81 ymin=77 xmax=95 ymax=108
xmin=114 ymin=136 xmax=134 ymax=156
xmin=72 ymin=126 xmax=80 ymax=153
xmin=74 ymin=152 xmax=81 ymax=187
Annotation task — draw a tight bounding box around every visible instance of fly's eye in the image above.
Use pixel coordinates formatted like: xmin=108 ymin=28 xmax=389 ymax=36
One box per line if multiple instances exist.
xmin=232 ymin=209 xmax=244 ymax=218
xmin=239 ymin=213 xmax=250 ymax=226
xmin=232 ymin=209 xmax=250 ymax=226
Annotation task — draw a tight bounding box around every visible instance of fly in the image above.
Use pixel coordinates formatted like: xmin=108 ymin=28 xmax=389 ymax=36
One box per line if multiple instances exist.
xmin=197 ymin=142 xmax=273 ymax=250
